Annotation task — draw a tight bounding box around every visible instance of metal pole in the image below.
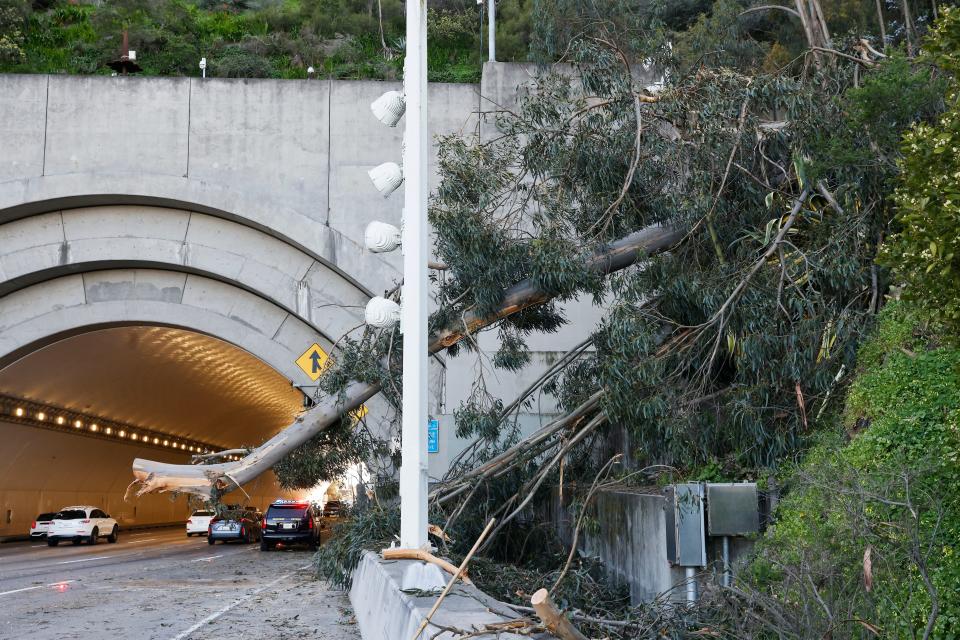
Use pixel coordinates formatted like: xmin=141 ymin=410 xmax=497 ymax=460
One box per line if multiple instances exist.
xmin=399 ymin=0 xmax=430 ymax=550
xmin=722 ymin=536 xmax=731 ymax=587
xmin=487 ymin=0 xmax=496 ymax=61
xmin=685 ymin=567 xmax=698 ymax=602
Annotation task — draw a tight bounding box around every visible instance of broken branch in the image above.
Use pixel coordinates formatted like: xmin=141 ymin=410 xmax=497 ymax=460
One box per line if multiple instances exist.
xmin=531 ymin=588 xmax=589 ymax=640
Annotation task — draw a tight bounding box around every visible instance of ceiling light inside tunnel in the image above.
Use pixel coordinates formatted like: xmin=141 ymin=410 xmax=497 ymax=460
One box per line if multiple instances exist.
xmin=2 ymin=393 xmax=224 ymax=455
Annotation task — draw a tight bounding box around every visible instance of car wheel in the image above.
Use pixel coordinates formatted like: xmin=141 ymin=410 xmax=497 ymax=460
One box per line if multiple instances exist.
xmin=260 ymin=539 xmax=271 ymax=551
xmin=207 ymin=536 xmax=215 ymax=545
xmin=186 ymin=532 xmax=192 ymax=537
xmin=47 ymin=537 xmax=59 ymax=547
xmin=309 ymin=537 xmax=318 ymax=551
xmin=107 ymin=526 xmax=119 ymax=543
xmin=88 ymin=528 xmax=98 ymax=545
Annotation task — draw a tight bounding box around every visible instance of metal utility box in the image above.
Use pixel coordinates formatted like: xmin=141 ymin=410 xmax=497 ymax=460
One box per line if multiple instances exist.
xmin=706 ymin=483 xmax=760 ymax=536
xmin=665 ymin=483 xmax=707 ymax=567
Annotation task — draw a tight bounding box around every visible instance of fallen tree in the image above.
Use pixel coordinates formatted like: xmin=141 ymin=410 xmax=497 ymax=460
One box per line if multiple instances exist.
xmin=129 ymin=224 xmax=683 ymax=500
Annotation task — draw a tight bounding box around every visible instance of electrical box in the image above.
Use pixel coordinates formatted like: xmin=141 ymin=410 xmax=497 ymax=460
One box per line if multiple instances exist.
xmin=665 ymin=483 xmax=706 ymax=567
xmin=706 ymin=483 xmax=759 ymax=536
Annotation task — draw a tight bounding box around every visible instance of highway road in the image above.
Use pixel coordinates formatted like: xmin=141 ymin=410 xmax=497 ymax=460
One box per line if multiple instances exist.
xmin=0 ymin=528 xmax=358 ymax=640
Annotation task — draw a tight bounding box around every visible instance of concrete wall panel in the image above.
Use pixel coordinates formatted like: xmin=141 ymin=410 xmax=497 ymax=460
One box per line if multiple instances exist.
xmin=0 ymin=75 xmax=46 ymax=181
xmin=0 ymin=211 xmax=64 ymax=282
xmin=63 ymin=204 xmax=191 ymax=241
xmin=43 ymin=76 xmax=190 ymax=178
xmin=187 ymin=78 xmax=330 ymax=217
xmin=83 ymin=269 xmax=186 ymax=304
xmin=0 ymin=274 xmax=86 ymax=332
xmin=181 ymin=274 xmax=287 ymax=337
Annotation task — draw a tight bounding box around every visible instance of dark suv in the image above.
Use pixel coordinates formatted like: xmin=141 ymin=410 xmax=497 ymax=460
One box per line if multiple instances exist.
xmin=260 ymin=500 xmax=319 ymax=551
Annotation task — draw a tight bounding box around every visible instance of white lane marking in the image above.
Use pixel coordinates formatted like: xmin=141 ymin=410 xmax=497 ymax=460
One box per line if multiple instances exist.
xmin=126 ymin=538 xmax=158 ymax=544
xmin=167 ymin=565 xmax=311 ymax=640
xmin=31 ymin=545 xmax=45 ymax=548
xmin=55 ymin=555 xmax=112 ymax=565
xmin=190 ymin=555 xmax=223 ymax=562
xmin=0 ymin=580 xmax=75 ymax=597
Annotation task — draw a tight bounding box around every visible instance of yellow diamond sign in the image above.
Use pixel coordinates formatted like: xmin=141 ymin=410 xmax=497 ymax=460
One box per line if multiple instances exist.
xmin=295 ymin=343 xmax=329 ymax=381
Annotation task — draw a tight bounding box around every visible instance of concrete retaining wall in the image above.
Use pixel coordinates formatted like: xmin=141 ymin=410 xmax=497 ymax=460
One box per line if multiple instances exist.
xmin=548 ymin=488 xmax=754 ymax=604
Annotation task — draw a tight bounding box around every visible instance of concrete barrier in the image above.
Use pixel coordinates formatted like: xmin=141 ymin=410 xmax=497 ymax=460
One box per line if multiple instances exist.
xmin=349 ymin=550 xmax=538 ymax=640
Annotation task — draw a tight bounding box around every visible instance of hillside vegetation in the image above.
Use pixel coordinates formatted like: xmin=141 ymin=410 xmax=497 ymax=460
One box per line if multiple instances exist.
xmin=0 ymin=0 xmax=532 ymax=82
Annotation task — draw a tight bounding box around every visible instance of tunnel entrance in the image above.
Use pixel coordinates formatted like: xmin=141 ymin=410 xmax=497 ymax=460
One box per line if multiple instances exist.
xmin=0 ymin=326 xmax=306 ymax=539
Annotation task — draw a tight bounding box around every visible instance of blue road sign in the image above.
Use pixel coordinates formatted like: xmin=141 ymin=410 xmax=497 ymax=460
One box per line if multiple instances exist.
xmin=427 ymin=419 xmax=439 ymax=453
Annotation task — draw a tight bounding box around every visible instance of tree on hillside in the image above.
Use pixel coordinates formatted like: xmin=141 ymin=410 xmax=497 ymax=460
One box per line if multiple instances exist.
xmin=129 ymin=1 xmax=954 ymax=635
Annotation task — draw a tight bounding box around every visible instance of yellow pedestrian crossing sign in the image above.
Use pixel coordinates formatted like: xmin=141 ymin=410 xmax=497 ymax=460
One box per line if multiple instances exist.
xmin=295 ymin=343 xmax=329 ymax=381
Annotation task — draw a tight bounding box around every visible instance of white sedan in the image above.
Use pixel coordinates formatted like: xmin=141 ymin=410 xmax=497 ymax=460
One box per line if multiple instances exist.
xmin=186 ymin=510 xmax=215 ymax=536
xmin=47 ymin=506 xmax=119 ymax=546
xmin=29 ymin=512 xmax=57 ymax=538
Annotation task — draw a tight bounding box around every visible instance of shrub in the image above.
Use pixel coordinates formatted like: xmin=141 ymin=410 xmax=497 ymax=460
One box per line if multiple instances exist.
xmin=749 ymin=303 xmax=960 ymax=638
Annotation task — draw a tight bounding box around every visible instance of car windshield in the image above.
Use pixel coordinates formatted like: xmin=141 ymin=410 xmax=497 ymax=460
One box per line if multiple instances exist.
xmin=267 ymin=505 xmax=307 ymax=518
xmin=192 ymin=511 xmax=213 ymax=517
xmin=37 ymin=513 xmax=57 ymax=520
xmin=54 ymin=510 xmax=87 ymax=520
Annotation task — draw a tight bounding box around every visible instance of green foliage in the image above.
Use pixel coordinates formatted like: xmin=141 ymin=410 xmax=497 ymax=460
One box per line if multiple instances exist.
xmin=0 ymin=0 xmax=29 ymax=65
xmin=431 ymin=35 xmax=950 ymax=470
xmin=883 ymin=8 xmax=960 ymax=332
xmin=0 ymin=0 xmax=517 ymax=81
xmin=748 ymin=302 xmax=960 ymax=637
xmin=272 ymin=417 xmax=383 ymax=490
xmin=314 ymin=504 xmax=400 ymax=589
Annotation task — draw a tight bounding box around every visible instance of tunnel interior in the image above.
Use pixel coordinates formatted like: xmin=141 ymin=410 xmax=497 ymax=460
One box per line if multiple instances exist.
xmin=0 ymin=326 xmax=308 ymax=537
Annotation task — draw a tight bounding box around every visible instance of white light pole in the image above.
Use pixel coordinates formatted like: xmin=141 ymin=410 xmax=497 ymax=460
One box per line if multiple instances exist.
xmin=399 ymin=0 xmax=430 ymax=550
xmin=488 ymin=0 xmax=496 ymax=62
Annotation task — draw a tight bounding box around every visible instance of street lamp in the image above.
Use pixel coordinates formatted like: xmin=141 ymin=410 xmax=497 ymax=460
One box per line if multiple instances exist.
xmin=371 ymin=90 xmax=406 ymax=127
xmin=364 ymin=221 xmax=402 ymax=253
xmin=398 ymin=0 xmax=431 ymax=552
xmin=364 ymin=297 xmax=401 ymax=328
xmin=368 ymin=161 xmax=404 ymax=198
xmin=362 ymin=0 xmax=430 ymax=551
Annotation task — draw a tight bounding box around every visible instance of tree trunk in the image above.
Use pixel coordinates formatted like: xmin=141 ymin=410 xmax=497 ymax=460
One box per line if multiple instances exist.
xmin=530 ymin=589 xmax=589 ymax=640
xmin=130 ymin=224 xmax=684 ymax=500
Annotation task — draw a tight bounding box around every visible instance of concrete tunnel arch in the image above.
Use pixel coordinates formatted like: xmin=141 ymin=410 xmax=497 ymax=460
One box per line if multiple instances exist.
xmin=0 ymin=203 xmax=391 ymax=538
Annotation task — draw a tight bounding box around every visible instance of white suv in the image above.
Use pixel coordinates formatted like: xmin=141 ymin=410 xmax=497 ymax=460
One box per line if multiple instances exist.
xmin=186 ymin=509 xmax=215 ymax=536
xmin=47 ymin=506 xmax=119 ymax=546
